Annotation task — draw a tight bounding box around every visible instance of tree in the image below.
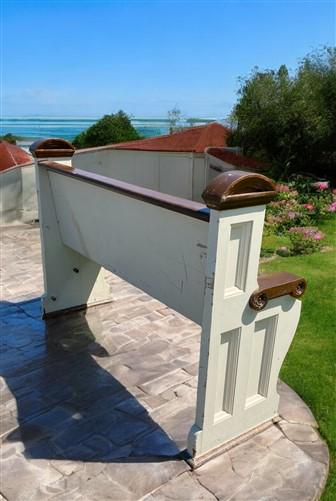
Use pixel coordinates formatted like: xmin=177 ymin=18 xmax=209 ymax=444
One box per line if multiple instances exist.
xmin=73 ymin=111 xmax=141 ymax=149
xmin=167 ymin=106 xmax=182 ymax=133
xmin=0 ymin=133 xmax=19 ymax=144
xmin=229 ymin=47 xmax=336 ymax=179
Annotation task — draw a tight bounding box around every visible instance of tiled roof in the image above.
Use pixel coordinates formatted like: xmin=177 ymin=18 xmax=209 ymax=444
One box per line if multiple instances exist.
xmin=206 ymin=147 xmax=270 ymax=172
xmin=103 ymin=123 xmax=230 ymax=153
xmin=0 ymin=141 xmax=32 ymax=172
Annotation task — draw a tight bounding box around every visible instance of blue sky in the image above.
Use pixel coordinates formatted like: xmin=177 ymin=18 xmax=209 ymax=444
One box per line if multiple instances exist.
xmin=2 ymin=0 xmax=335 ymax=118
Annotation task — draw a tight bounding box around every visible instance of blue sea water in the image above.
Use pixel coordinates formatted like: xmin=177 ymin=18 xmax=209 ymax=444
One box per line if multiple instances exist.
xmin=0 ymin=117 xmax=213 ymax=148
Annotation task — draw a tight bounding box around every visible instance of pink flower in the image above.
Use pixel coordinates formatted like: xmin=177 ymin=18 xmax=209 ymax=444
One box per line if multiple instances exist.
xmin=328 ymin=202 xmax=336 ymax=212
xmin=287 ymin=211 xmax=297 ymax=220
xmin=289 ymin=226 xmax=324 ymax=241
xmin=270 ymin=201 xmax=281 ymax=208
xmin=276 ymin=183 xmax=290 ymax=193
xmin=312 ymin=181 xmax=329 ymax=191
xmin=303 ymin=203 xmax=314 ymax=211
xmin=332 ymin=189 xmax=336 ymax=195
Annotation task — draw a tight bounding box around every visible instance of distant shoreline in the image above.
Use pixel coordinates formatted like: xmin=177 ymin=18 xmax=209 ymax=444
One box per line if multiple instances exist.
xmin=1 ymin=116 xmax=221 ymax=146
xmin=1 ymin=116 xmax=218 ymax=120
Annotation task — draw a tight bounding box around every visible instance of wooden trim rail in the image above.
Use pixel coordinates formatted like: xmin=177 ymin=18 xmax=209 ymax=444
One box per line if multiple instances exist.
xmin=250 ymin=272 xmax=307 ymax=311
xmin=39 ymin=161 xmax=211 ymax=222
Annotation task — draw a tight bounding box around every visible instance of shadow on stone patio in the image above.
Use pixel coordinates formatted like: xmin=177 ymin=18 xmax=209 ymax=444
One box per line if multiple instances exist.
xmin=1 ymin=298 xmax=182 ymax=464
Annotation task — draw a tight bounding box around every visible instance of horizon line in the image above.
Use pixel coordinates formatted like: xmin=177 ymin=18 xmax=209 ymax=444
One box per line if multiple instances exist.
xmin=1 ymin=115 xmax=224 ymax=120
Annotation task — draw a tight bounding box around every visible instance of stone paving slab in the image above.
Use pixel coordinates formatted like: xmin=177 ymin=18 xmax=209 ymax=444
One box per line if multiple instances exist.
xmin=0 ymin=225 xmax=329 ymax=500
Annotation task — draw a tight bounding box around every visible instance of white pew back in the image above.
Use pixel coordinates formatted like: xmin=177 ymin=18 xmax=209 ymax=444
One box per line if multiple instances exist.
xmin=49 ymin=170 xmax=208 ymax=324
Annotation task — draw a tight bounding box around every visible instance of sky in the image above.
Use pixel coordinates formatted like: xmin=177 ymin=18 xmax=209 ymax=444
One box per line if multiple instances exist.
xmin=2 ymin=0 xmax=335 ymax=118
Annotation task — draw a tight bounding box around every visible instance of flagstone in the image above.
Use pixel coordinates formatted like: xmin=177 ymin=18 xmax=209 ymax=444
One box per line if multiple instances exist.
xmin=0 ymin=225 xmax=329 ymax=501
xmin=278 ymin=421 xmax=320 ymax=443
xmin=145 ymin=472 xmax=217 ymax=500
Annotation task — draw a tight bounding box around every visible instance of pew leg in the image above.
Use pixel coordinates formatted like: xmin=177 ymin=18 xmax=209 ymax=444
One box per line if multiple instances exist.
xmin=36 ymin=164 xmax=111 ymax=317
xmin=41 ymin=249 xmax=110 ymax=317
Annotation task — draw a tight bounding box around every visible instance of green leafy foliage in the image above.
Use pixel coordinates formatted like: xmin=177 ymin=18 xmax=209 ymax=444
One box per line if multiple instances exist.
xmin=0 ymin=133 xmax=20 ymax=144
xmin=288 ymin=227 xmax=324 ymax=254
xmin=73 ymin=111 xmax=141 ymax=149
xmin=229 ymin=47 xmax=336 ymax=179
xmin=260 ymin=217 xmax=336 ymax=500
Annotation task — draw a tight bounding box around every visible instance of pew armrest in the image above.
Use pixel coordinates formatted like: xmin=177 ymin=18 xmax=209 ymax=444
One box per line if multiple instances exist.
xmin=249 ymin=272 xmax=306 ymax=311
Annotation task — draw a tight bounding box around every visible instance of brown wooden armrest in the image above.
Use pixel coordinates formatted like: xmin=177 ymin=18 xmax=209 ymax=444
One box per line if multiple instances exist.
xmin=249 ymin=272 xmax=306 ymax=311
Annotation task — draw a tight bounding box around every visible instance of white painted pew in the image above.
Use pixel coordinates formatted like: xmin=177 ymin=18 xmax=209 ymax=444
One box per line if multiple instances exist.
xmin=31 ymin=139 xmax=306 ymax=466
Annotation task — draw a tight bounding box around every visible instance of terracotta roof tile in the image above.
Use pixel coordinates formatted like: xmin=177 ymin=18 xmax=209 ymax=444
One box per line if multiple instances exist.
xmin=106 ymin=123 xmax=230 ymax=153
xmin=0 ymin=141 xmax=32 ymax=172
xmin=207 ymin=147 xmax=270 ymax=172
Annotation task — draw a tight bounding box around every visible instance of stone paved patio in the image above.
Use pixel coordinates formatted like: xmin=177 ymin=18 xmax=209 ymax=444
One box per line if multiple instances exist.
xmin=0 ymin=225 xmax=329 ymax=500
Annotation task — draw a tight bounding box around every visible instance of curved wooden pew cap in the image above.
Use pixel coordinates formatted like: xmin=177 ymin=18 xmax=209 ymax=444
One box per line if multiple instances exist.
xmin=30 ymin=138 xmax=75 ymax=159
xmin=202 ymin=170 xmax=276 ymax=210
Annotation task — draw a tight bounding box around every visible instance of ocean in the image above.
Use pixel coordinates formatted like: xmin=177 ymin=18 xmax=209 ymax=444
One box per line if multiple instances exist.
xmin=0 ymin=117 xmax=215 ymax=148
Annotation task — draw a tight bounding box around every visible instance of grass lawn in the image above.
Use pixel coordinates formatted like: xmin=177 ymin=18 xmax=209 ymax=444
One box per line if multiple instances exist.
xmin=260 ymin=217 xmax=336 ymax=500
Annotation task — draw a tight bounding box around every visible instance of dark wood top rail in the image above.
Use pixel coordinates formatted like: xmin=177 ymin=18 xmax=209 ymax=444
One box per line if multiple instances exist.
xmin=39 ymin=160 xmax=211 ymax=222
xmin=250 ymin=272 xmax=306 ymax=310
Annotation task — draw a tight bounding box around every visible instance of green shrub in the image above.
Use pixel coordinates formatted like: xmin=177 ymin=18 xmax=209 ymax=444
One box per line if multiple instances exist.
xmin=288 ymin=227 xmax=324 ymax=255
xmin=288 ymin=175 xmax=334 ymax=220
xmin=266 ymin=185 xmax=310 ymax=233
xmin=260 ymin=247 xmax=274 ymax=258
xmin=0 ymin=133 xmax=19 ymax=144
xmin=266 ymin=181 xmax=335 ymax=234
xmin=73 ymin=111 xmax=140 ymax=149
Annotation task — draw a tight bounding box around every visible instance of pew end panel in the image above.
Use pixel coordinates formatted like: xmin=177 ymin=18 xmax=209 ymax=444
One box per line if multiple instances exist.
xmin=36 ymin=162 xmax=111 ymax=317
xmin=31 ymin=139 xmax=109 ymax=316
xmin=187 ymin=171 xmax=305 ymax=465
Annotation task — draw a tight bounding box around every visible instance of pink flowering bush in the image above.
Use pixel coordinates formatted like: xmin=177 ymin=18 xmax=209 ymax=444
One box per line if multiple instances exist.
xmin=275 ymin=184 xmax=299 ymax=200
xmin=312 ymin=181 xmax=329 ymax=191
xmin=265 ymin=174 xmax=335 ymax=258
xmin=264 ymin=175 xmax=334 ymax=256
xmin=275 ymin=183 xmax=291 ymax=193
xmin=303 ymin=203 xmax=314 ymax=211
xmin=267 ymin=177 xmax=335 ymax=236
xmin=266 ymin=191 xmax=309 ymax=233
xmin=288 ymin=227 xmax=325 ymax=255
xmin=328 ymin=201 xmax=336 ymax=213
xmin=289 ymin=176 xmax=334 ymax=218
